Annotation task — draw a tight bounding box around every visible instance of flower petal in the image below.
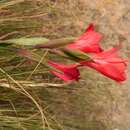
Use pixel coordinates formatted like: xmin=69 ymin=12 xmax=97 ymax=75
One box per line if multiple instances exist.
xmin=82 ymin=61 xmax=126 ymax=82
xmin=48 ymin=60 xmax=80 ymax=81
xmin=66 ymin=24 xmax=103 ymax=53
xmin=50 ymin=70 xmax=78 ymax=81
xmin=85 ymin=23 xmax=94 ymax=31
xmin=81 ymin=47 xmax=127 ymax=82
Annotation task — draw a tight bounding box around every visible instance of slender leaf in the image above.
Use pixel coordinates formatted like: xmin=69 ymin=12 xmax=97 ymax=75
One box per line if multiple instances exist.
xmin=0 ymin=37 xmax=49 ymax=46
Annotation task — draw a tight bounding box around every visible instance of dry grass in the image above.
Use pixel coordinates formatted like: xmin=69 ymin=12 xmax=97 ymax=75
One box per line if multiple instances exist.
xmin=0 ymin=0 xmax=129 ymax=130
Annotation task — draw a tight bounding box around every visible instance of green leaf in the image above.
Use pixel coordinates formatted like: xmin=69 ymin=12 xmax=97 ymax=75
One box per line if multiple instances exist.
xmin=0 ymin=37 xmax=49 ymax=46
xmin=34 ymin=37 xmax=75 ymax=49
xmin=62 ymin=48 xmax=92 ymax=61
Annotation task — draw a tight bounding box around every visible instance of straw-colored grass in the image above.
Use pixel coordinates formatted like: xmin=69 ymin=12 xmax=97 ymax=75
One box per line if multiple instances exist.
xmin=0 ymin=0 xmax=129 ymax=130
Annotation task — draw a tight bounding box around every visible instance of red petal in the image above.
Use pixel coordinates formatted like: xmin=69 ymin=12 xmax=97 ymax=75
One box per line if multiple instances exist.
xmin=48 ymin=60 xmax=78 ymax=71
xmin=81 ymin=47 xmax=127 ymax=82
xmin=82 ymin=61 xmax=126 ymax=82
xmin=48 ymin=61 xmax=80 ymax=81
xmin=66 ymin=24 xmax=103 ymax=53
xmin=85 ymin=23 xmax=94 ymax=31
xmin=93 ymin=47 xmax=128 ymax=63
xmin=50 ymin=70 xmax=78 ymax=81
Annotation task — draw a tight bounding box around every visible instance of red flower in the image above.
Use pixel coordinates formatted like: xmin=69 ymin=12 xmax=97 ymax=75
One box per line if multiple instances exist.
xmin=48 ymin=61 xmax=80 ymax=81
xmin=66 ymin=24 xmax=103 ymax=53
xmin=81 ymin=47 xmax=127 ymax=82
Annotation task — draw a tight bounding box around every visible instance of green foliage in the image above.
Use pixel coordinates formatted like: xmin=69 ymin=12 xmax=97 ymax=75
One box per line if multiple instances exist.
xmin=62 ymin=48 xmax=92 ymax=61
xmin=0 ymin=37 xmax=49 ymax=46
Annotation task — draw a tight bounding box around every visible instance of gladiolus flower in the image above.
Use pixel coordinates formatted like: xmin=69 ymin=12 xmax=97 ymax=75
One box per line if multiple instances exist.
xmin=48 ymin=61 xmax=80 ymax=81
xmin=66 ymin=24 xmax=103 ymax=53
xmin=80 ymin=47 xmax=127 ymax=82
